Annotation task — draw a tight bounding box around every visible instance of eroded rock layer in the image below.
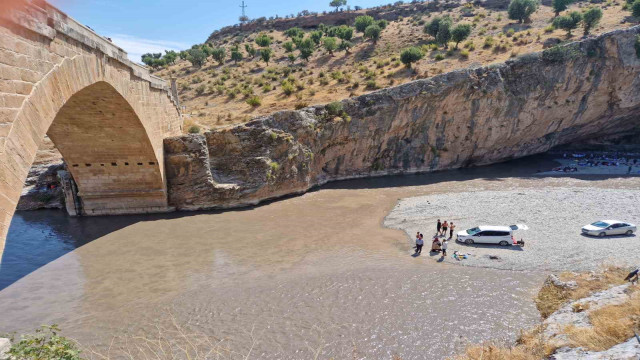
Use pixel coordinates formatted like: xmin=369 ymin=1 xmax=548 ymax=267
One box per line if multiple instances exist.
xmin=165 ymin=26 xmax=640 ymax=210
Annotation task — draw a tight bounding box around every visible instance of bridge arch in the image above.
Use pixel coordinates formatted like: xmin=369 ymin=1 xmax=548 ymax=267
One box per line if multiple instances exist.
xmin=0 ymin=1 xmax=183 ymax=257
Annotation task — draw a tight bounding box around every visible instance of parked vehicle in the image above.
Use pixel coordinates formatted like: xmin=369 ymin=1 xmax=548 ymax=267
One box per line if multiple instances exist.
xmin=581 ymin=220 xmax=637 ymax=237
xmin=456 ymin=224 xmax=528 ymax=246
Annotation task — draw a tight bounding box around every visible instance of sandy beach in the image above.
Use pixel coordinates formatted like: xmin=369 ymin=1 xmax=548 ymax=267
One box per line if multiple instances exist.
xmin=384 ymin=188 xmax=640 ymax=272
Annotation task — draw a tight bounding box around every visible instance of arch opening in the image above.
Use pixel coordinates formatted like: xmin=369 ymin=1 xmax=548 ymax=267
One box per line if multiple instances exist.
xmin=46 ymin=81 xmax=168 ymax=215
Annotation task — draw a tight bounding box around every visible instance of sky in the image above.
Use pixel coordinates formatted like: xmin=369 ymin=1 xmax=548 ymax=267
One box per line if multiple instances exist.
xmin=52 ymin=0 xmax=394 ymax=62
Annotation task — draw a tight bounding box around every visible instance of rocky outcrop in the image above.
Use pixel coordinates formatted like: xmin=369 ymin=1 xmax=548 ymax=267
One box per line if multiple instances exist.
xmin=551 ymin=337 xmax=640 ymax=360
xmin=16 ymin=162 xmax=64 ymax=211
xmin=166 ymin=26 xmax=640 ymax=211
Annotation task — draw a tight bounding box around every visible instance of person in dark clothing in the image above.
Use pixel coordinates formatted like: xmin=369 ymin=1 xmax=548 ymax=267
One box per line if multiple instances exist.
xmin=437 ymin=219 xmax=442 ymax=236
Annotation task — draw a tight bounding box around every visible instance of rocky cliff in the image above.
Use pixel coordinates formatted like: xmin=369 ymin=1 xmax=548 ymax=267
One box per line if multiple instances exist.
xmin=165 ymin=26 xmax=640 ymax=211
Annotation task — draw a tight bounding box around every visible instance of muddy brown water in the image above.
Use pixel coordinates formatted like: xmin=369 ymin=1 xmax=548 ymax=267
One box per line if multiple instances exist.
xmin=1 ymin=155 xmax=638 ymax=359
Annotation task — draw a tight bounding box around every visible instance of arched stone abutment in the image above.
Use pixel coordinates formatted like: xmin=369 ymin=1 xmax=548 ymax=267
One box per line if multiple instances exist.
xmin=0 ymin=0 xmax=183 ymax=257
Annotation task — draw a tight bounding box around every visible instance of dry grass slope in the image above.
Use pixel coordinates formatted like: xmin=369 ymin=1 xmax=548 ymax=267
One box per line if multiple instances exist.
xmin=153 ymin=0 xmax=638 ymax=133
xmin=452 ymin=266 xmax=639 ymax=360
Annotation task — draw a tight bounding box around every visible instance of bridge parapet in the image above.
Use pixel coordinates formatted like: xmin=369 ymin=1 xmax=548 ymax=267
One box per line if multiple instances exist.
xmin=1 ymin=0 xmax=180 ymax=109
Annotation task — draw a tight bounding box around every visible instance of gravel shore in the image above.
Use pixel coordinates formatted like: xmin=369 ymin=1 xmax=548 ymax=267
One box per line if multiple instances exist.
xmin=384 ymin=188 xmax=640 ymax=271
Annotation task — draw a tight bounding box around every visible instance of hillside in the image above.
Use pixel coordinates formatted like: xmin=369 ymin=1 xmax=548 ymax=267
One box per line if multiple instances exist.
xmin=151 ymin=0 xmax=638 ymax=133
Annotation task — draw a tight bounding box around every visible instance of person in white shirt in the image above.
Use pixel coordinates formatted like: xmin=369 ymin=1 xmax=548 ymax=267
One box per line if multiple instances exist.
xmin=441 ymin=239 xmax=448 ymax=256
xmin=415 ymin=233 xmax=424 ymax=255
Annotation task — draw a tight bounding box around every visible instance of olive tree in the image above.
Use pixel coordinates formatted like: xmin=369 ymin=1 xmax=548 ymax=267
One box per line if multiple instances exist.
xmin=451 ymin=24 xmax=472 ymax=48
xmin=255 ymin=33 xmax=272 ymax=47
xmin=400 ymin=47 xmax=424 ymax=68
xmin=354 ymin=15 xmax=375 ymax=32
xmin=364 ymin=24 xmax=382 ymax=43
xmin=552 ymin=0 xmax=572 ymax=16
xmin=260 ymin=48 xmax=272 ymax=64
xmin=323 ymin=37 xmax=338 ymax=55
xmin=552 ymin=11 xmax=581 ymax=36
xmin=582 ymin=7 xmax=602 ymax=35
xmin=508 ymin=0 xmax=539 ymax=23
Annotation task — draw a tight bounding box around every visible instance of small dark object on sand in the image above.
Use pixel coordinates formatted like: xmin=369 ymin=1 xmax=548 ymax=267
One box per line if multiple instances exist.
xmin=624 ymin=268 xmax=639 ymax=284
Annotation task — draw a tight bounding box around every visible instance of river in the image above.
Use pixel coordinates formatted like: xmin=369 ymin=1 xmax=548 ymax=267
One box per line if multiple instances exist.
xmin=1 ymin=155 xmax=637 ymax=359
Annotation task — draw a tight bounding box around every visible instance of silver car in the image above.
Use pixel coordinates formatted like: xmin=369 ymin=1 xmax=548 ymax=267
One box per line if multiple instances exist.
xmin=581 ymin=220 xmax=637 ymax=237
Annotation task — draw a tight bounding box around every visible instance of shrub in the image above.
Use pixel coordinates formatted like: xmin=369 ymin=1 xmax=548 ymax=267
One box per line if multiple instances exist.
xmin=354 ymin=15 xmax=375 ymax=32
xmin=186 ymin=48 xmax=206 ymax=67
xmin=338 ymin=40 xmax=353 ymax=53
xmin=5 ymin=325 xmax=82 ymax=360
xmin=325 ymin=101 xmax=344 ymax=116
xmin=542 ymin=44 xmax=576 ymax=62
xmin=323 ymin=37 xmax=338 ymax=54
xmin=188 ymin=125 xmax=201 ymax=133
xmin=400 ymin=46 xmax=425 ymax=67
xmin=508 ymin=0 xmax=539 ymax=23
xmin=246 ymin=96 xmax=262 ymax=107
xmin=260 ymin=48 xmax=272 ymax=64
xmin=284 ymin=27 xmax=304 ymax=38
xmin=283 ymin=41 xmax=294 ymax=52
xmin=582 ymin=7 xmax=603 ymax=35
xmin=364 ymin=24 xmax=382 ymax=43
xmin=366 ymin=79 xmax=379 ymax=89
xmin=310 ymin=30 xmax=324 ymax=45
xmin=633 ymin=0 xmax=640 ymax=17
xmin=464 ymin=40 xmax=476 ymax=50
xmin=295 ymin=102 xmax=309 ymax=109
xmin=506 ymin=28 xmax=515 ymax=37
xmin=434 ymin=53 xmax=445 ymax=61
xmin=460 ymin=49 xmax=470 ymax=58
xmin=212 ymin=47 xmax=226 ymax=65
xmin=553 ymin=11 xmax=582 ymax=36
xmin=451 ymin=23 xmax=472 ymax=48
xmin=255 ymin=33 xmax=272 ymax=47
xmin=552 ymin=0 xmax=572 ymax=16
xmin=230 ymin=47 xmax=243 ymax=63
xmin=281 ymin=81 xmax=295 ymax=95
xmin=483 ymin=35 xmax=495 ymax=48
xmin=377 ymin=19 xmax=389 ymax=29
xmin=544 ymin=24 xmax=555 ymax=33
xmin=195 ymin=84 xmax=206 ymax=95
xmin=336 ymin=25 xmax=354 ymax=40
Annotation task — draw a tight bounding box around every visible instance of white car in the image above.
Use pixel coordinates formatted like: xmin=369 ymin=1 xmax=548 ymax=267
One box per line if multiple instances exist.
xmin=456 ymin=224 xmax=528 ymax=246
xmin=581 ymin=220 xmax=637 ymax=237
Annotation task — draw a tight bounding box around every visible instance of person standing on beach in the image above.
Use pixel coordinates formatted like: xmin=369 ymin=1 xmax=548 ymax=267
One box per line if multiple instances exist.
xmin=442 ymin=221 xmax=448 ymax=237
xmin=441 ymin=239 xmax=448 ymax=257
xmin=437 ymin=219 xmax=442 ymax=236
xmin=415 ymin=233 xmax=424 ymax=255
xmin=449 ymin=222 xmax=455 ymax=239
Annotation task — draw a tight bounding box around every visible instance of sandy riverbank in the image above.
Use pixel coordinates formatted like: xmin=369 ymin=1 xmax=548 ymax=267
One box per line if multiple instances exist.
xmin=384 ymin=188 xmax=640 ymax=271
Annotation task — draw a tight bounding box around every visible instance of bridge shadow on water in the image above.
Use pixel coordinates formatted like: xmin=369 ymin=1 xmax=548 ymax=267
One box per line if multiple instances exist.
xmin=0 ymin=153 xmax=635 ymax=290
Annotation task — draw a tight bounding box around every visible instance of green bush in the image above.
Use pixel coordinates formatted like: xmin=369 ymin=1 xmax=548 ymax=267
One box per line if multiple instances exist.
xmin=552 ymin=0 xmax=571 ymax=16
xmin=552 ymin=11 xmax=582 ymax=36
xmin=195 ymin=84 xmax=206 ymax=96
xmin=483 ymin=35 xmax=495 ymax=48
xmin=508 ymin=0 xmax=539 ymax=23
xmin=6 ymin=325 xmax=82 ymax=360
xmin=260 ymin=48 xmax=272 ymax=64
xmin=188 ymin=125 xmax=201 ymax=134
xmin=542 ymin=44 xmax=576 ymax=62
xmin=434 ymin=53 xmax=445 ymax=61
xmin=582 ymin=7 xmax=603 ymax=35
xmin=451 ymin=24 xmax=472 ymax=48
xmin=325 ymin=101 xmax=344 ymax=116
xmin=255 ymin=33 xmax=272 ymax=47
xmin=544 ymin=24 xmax=555 ymax=33
xmin=283 ymin=41 xmax=294 ymax=52
xmin=366 ymin=79 xmax=379 ymax=89
xmin=323 ymin=37 xmax=338 ymax=55
xmin=364 ymin=24 xmax=382 ymax=43
xmin=211 ymin=47 xmax=226 ymax=65
xmin=400 ymin=46 xmax=425 ymax=67
xmin=460 ymin=49 xmax=470 ymax=58
xmin=281 ymin=81 xmax=295 ymax=95
xmin=633 ymin=0 xmax=640 ymax=17
xmin=354 ymin=15 xmax=375 ymax=32
xmin=246 ymin=96 xmax=262 ymax=107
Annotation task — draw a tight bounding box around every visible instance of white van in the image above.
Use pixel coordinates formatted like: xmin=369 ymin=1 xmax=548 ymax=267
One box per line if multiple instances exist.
xmin=456 ymin=225 xmax=528 ymax=246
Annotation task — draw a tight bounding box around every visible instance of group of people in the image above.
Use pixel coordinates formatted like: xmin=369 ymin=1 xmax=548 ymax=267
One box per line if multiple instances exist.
xmin=413 ymin=219 xmax=456 ymax=257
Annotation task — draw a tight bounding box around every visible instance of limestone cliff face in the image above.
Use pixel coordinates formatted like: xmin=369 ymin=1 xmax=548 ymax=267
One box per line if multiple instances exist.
xmin=165 ymin=26 xmax=640 ymax=210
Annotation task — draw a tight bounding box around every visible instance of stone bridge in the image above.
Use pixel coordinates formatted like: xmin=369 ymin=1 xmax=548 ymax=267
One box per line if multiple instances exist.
xmin=0 ymin=0 xmax=183 ymax=256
